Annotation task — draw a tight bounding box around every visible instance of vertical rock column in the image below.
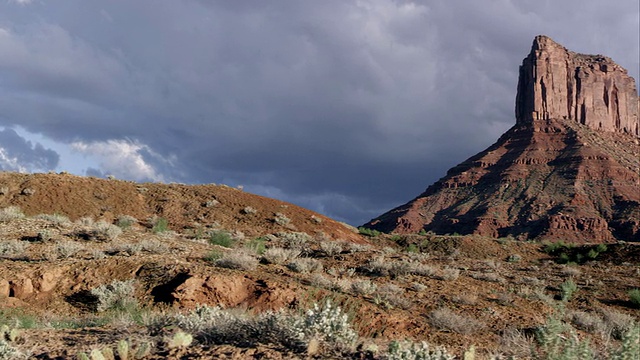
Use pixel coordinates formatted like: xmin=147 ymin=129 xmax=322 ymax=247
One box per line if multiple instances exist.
xmin=516 ymin=35 xmax=639 ymax=136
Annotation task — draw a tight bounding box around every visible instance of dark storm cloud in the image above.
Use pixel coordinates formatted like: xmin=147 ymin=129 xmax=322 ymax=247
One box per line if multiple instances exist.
xmin=0 ymin=128 xmax=59 ymax=172
xmin=0 ymin=0 xmax=637 ymax=224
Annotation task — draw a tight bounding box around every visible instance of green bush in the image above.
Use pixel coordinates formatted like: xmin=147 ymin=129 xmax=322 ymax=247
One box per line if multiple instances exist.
xmin=535 ymin=315 xmax=595 ymax=360
xmin=116 ymin=215 xmax=137 ymax=229
xmin=245 ymin=238 xmax=266 ymax=254
xmin=544 ymin=241 xmax=609 ymax=265
xmin=629 ymin=289 xmax=640 ymax=308
xmin=208 ymin=232 xmax=235 ymax=248
xmin=560 ymin=279 xmax=578 ymax=301
xmin=358 ymin=227 xmax=381 ymax=237
xmin=152 ymin=218 xmax=169 ymax=233
xmin=204 ymin=249 xmax=223 ymax=262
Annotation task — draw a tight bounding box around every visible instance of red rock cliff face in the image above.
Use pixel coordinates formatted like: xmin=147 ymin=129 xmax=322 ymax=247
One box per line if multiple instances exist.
xmin=516 ymin=35 xmax=639 ymax=136
xmin=364 ymin=36 xmax=640 ymax=243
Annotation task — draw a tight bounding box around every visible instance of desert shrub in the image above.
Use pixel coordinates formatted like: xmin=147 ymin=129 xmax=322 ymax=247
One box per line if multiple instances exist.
xmin=287 ymin=258 xmax=323 ymax=273
xmin=230 ymin=230 xmax=245 ymax=240
xmin=167 ymin=331 xmax=193 ymax=349
xmin=470 ymin=272 xmax=505 ymax=283
xmin=215 ymin=252 xmax=258 ymax=271
xmin=411 ymin=282 xmax=428 ymax=292
xmin=560 ymin=266 xmax=581 ymax=277
xmin=172 ymin=305 xmax=229 ymax=333
xmin=172 ymin=300 xmax=357 ymax=352
xmin=244 ymin=238 xmax=266 ymax=255
xmin=204 ymin=249 xmax=223 ymax=262
xmin=404 ymin=243 xmax=419 ymax=253
xmin=208 ymin=231 xmax=235 ymax=248
xmin=116 ymin=215 xmax=138 ymax=229
xmin=307 ymin=273 xmax=334 ymax=289
xmin=319 ymin=241 xmax=343 ymax=256
xmin=274 ymin=213 xmax=291 ymax=226
xmin=55 ymin=241 xmax=84 ymax=259
xmin=37 ymin=229 xmax=53 ymax=242
xmin=346 ymin=243 xmax=371 ymax=253
xmin=241 ymin=206 xmax=257 ymax=215
xmin=0 ymin=207 xmax=24 ymax=222
xmin=386 ymin=340 xmax=454 ymax=360
xmin=327 ymin=266 xmax=356 ymax=277
xmin=90 ymin=279 xmax=137 ymax=312
xmin=388 ymin=260 xmax=415 ymax=278
xmin=204 ymin=199 xmax=219 ymax=207
xmin=568 ymin=310 xmax=606 ymax=335
xmin=452 ymin=293 xmax=479 ymax=305
xmin=294 ymin=300 xmax=358 ymax=349
xmin=263 ymin=247 xmax=300 ymax=265
xmin=363 ymin=256 xmax=390 ymax=276
xmin=0 ymin=338 xmax=20 ymax=360
xmin=151 ymin=217 xmax=169 ymax=233
xmin=278 ymin=232 xmax=312 ymax=251
xmin=77 ymin=217 xmax=94 ymax=226
xmin=350 ymin=279 xmax=377 ymax=296
xmin=560 ymin=279 xmax=578 ymax=301
xmin=599 ymin=308 xmax=636 ymax=340
xmin=520 ymin=276 xmax=541 ymax=285
xmin=111 ymin=239 xmax=169 ymax=255
xmin=91 ymin=250 xmax=106 ymax=260
xmin=611 ymin=324 xmax=640 ymax=360
xmin=34 ymin=213 xmax=70 ymax=225
xmin=0 ymin=240 xmax=29 ymax=259
xmin=543 ymin=241 xmax=572 ymax=254
xmin=435 ymin=267 xmax=460 ymax=281
xmin=375 ymin=284 xmax=411 ymax=310
xmin=358 ymin=227 xmax=381 ymax=237
xmin=507 ymin=254 xmax=522 ymax=262
xmin=410 ymin=262 xmax=436 ymax=277
xmin=77 ymin=220 xmax=122 ymax=241
xmin=544 ymin=241 xmax=610 ymax=265
xmin=498 ymin=327 xmax=535 ymax=359
xmin=628 ymin=288 xmax=640 ymax=308
xmin=428 ymin=308 xmax=484 ymax=334
xmin=331 ymin=278 xmax=353 ymax=293
xmin=534 ymin=315 xmax=595 ymax=360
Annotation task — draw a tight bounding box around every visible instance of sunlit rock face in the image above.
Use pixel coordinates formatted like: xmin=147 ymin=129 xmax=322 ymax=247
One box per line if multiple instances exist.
xmin=516 ymin=35 xmax=639 ymax=136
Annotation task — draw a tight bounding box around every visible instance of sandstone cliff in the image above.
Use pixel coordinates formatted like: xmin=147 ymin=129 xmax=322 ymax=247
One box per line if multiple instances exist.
xmin=364 ymin=36 xmax=640 ymax=242
xmin=516 ymin=35 xmax=639 ymax=136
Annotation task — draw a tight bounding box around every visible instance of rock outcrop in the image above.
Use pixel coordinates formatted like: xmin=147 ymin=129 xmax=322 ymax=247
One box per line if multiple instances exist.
xmin=363 ymin=36 xmax=640 ymax=242
xmin=516 ymin=35 xmax=639 ymax=136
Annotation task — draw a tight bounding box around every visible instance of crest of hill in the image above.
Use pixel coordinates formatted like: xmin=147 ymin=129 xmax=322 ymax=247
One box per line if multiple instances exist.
xmin=364 ymin=35 xmax=640 ymax=243
xmin=0 ymin=171 xmax=362 ymax=243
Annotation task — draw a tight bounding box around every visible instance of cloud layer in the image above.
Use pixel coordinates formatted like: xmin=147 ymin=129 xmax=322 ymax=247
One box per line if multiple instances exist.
xmin=0 ymin=128 xmax=59 ymax=172
xmin=0 ymin=0 xmax=638 ymax=224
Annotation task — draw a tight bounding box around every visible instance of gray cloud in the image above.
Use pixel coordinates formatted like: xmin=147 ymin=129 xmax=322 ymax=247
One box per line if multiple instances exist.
xmin=0 ymin=0 xmax=637 ymax=224
xmin=0 ymin=128 xmax=59 ymax=172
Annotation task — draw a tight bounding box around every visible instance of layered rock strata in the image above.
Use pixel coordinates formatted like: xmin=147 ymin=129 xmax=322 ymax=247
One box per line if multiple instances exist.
xmin=364 ymin=36 xmax=640 ymax=242
xmin=516 ymin=35 xmax=639 ymax=136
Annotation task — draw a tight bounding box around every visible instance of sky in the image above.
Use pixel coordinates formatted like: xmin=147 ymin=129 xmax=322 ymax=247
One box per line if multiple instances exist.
xmin=0 ymin=0 xmax=638 ymax=225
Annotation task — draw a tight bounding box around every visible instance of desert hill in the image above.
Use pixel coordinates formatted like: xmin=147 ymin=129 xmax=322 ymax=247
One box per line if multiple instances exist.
xmin=364 ymin=35 xmax=640 ymax=243
xmin=0 ymin=171 xmax=361 ymax=243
